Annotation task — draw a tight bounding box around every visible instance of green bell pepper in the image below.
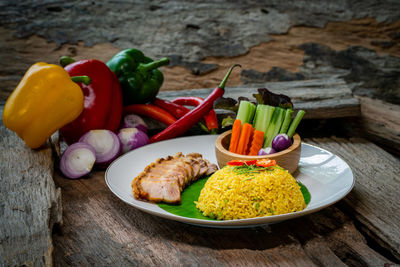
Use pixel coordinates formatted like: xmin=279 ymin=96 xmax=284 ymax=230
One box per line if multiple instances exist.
xmin=106 ymin=49 xmax=169 ymax=105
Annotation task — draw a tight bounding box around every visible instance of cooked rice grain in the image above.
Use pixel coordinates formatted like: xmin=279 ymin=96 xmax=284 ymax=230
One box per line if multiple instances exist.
xmin=195 ymin=165 xmax=306 ymax=220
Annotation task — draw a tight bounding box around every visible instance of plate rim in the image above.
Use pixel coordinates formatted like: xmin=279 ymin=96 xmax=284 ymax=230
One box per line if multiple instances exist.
xmin=105 ymin=135 xmax=355 ymax=228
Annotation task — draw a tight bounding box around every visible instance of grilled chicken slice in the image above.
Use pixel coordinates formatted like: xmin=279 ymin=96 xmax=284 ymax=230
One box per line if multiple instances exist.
xmin=132 ymin=152 xmax=218 ymax=204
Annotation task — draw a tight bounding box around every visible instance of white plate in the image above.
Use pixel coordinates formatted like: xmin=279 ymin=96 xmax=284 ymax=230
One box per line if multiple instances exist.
xmin=105 ymin=135 xmax=354 ymax=228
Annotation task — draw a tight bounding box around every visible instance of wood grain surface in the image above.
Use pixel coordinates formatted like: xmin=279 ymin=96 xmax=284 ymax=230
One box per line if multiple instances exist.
xmin=158 ymin=77 xmax=360 ymax=120
xmin=1 ymin=2 xmax=399 ymax=265
xmin=52 ymin=137 xmax=400 ymax=266
xmin=357 ymin=96 xmax=400 ymax=154
xmin=307 ymin=137 xmax=400 ymax=261
xmin=0 ymin=112 xmax=62 ymax=266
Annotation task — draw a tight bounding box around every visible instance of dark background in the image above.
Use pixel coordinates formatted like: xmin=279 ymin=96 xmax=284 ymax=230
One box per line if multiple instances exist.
xmin=1 ymin=0 xmax=399 ymax=103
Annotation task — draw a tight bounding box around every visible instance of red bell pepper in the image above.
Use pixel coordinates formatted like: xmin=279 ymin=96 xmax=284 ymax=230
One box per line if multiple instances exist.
xmin=60 ymin=58 xmax=123 ymax=144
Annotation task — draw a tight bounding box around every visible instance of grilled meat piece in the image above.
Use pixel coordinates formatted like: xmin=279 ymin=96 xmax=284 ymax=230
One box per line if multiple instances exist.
xmin=132 ymin=152 xmax=218 ymax=204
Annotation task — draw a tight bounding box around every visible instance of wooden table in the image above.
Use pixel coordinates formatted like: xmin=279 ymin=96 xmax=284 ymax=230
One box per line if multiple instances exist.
xmin=1 ymin=80 xmax=400 ymax=266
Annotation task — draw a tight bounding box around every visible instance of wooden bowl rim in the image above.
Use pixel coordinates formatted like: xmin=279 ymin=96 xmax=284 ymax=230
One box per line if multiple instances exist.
xmin=215 ymin=130 xmax=301 ymax=159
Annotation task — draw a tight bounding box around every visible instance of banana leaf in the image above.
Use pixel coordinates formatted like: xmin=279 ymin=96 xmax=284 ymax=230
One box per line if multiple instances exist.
xmin=158 ymin=177 xmax=311 ymax=220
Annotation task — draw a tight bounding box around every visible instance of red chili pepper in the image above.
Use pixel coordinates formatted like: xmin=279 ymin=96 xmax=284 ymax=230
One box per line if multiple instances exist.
xmin=172 ymin=96 xmax=219 ymax=134
xmin=153 ymin=98 xmax=190 ymax=118
xmin=153 ymin=97 xmax=209 ymax=133
xmin=150 ymin=64 xmax=241 ymax=143
xmin=123 ymin=104 xmax=176 ymax=126
xmin=60 ymin=58 xmax=123 ymax=144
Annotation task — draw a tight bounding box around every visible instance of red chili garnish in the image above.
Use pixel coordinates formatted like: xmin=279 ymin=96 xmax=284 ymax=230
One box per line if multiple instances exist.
xmin=227 ymin=159 xmax=257 ymax=166
xmin=255 ymin=159 xmax=277 ymax=167
xmin=244 ymin=160 xmax=257 ymax=165
xmin=227 ymin=160 xmax=245 ymax=166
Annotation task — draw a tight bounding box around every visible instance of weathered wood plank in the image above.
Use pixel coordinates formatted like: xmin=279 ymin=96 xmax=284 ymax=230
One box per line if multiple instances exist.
xmin=52 ymin=170 xmax=318 ymax=266
xmin=0 ymin=110 xmax=62 ymax=266
xmin=158 ymin=77 xmax=360 ymax=119
xmin=52 ymin=137 xmax=397 ymax=266
xmin=306 ymin=137 xmax=400 ymax=260
xmin=357 ymin=96 xmax=400 ymax=154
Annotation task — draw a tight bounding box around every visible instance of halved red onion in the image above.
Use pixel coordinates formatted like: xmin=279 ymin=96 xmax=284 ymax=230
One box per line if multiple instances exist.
xmin=60 ymin=142 xmax=96 ymax=179
xmin=79 ymin=130 xmax=121 ymax=166
xmin=118 ymin=127 xmax=149 ymax=154
xmin=121 ymin=114 xmax=147 ymax=133
xmin=272 ymin=134 xmax=292 ymax=152
xmin=258 ymin=147 xmax=277 ymax=155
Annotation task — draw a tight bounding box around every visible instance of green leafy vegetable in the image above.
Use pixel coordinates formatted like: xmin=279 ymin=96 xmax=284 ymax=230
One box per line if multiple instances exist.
xmin=214 ymin=96 xmax=252 ymax=113
xmin=157 ymin=177 xmax=215 ymax=220
xmin=221 ymin=116 xmax=235 ymax=128
xmin=253 ymin=88 xmax=293 ymax=109
xmin=298 ymin=181 xmax=311 ymax=205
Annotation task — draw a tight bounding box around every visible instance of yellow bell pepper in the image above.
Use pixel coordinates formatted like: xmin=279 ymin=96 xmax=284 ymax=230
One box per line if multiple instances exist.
xmin=3 ymin=62 xmax=85 ymax=148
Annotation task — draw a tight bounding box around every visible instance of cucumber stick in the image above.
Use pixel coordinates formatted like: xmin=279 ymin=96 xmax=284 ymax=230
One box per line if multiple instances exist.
xmin=263 ymin=107 xmax=285 ymax=147
xmin=236 ymin=100 xmax=256 ymax=125
xmin=279 ymin=109 xmax=293 ymax=134
xmin=253 ymin=104 xmax=275 ymax=133
xmin=287 ymin=110 xmax=305 ymax=138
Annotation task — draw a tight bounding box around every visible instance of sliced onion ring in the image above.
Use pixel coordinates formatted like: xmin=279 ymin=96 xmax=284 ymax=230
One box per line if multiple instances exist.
xmin=60 ymin=142 xmax=96 ymax=179
xmin=118 ymin=128 xmax=149 ymax=154
xmin=121 ymin=114 xmax=147 ymax=133
xmin=79 ymin=130 xmax=121 ymax=166
xmin=258 ymin=147 xmax=277 ymax=155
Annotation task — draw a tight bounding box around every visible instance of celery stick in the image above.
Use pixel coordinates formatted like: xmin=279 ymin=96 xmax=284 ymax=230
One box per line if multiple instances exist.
xmin=236 ymin=100 xmax=256 ymax=125
xmin=264 ymin=106 xmax=275 ymax=132
xmin=263 ymin=107 xmax=285 ymax=147
xmin=253 ymin=105 xmax=270 ymax=131
xmin=253 ymin=105 xmax=275 ymax=146
xmin=279 ymin=109 xmax=293 ymax=134
xmin=248 ymin=102 xmax=256 ymax=123
xmin=287 ymin=110 xmax=306 ymax=138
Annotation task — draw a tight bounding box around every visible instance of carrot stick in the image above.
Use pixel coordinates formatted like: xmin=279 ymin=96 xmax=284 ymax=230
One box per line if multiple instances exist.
xmin=245 ymin=127 xmax=254 ymax=155
xmin=236 ymin=123 xmax=253 ymax=155
xmin=229 ymin=119 xmax=242 ymax=153
xmin=248 ymin=130 xmax=264 ymax=155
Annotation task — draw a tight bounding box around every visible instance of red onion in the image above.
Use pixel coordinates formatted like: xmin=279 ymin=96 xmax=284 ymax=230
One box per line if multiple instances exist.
xmin=60 ymin=142 xmax=96 ymax=179
xmin=272 ymin=134 xmax=292 ymax=152
xmin=121 ymin=114 xmax=147 ymax=133
xmin=79 ymin=130 xmax=121 ymax=166
xmin=118 ymin=128 xmax=149 ymax=154
xmin=258 ymin=147 xmax=277 ymax=155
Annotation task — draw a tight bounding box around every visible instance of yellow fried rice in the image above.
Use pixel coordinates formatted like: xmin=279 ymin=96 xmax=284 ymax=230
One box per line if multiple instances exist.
xmin=195 ymin=165 xmax=306 ymax=220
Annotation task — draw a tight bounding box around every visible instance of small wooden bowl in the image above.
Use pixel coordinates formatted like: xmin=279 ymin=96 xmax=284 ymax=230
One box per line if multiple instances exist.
xmin=215 ymin=130 xmax=301 ymax=173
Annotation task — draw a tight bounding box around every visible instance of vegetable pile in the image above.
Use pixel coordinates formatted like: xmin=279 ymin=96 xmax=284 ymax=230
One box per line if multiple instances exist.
xmin=2 ymin=48 xmax=243 ymax=179
xmin=3 ymin=43 xmax=304 ymax=179
xmin=227 ymin=89 xmax=305 ymax=156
